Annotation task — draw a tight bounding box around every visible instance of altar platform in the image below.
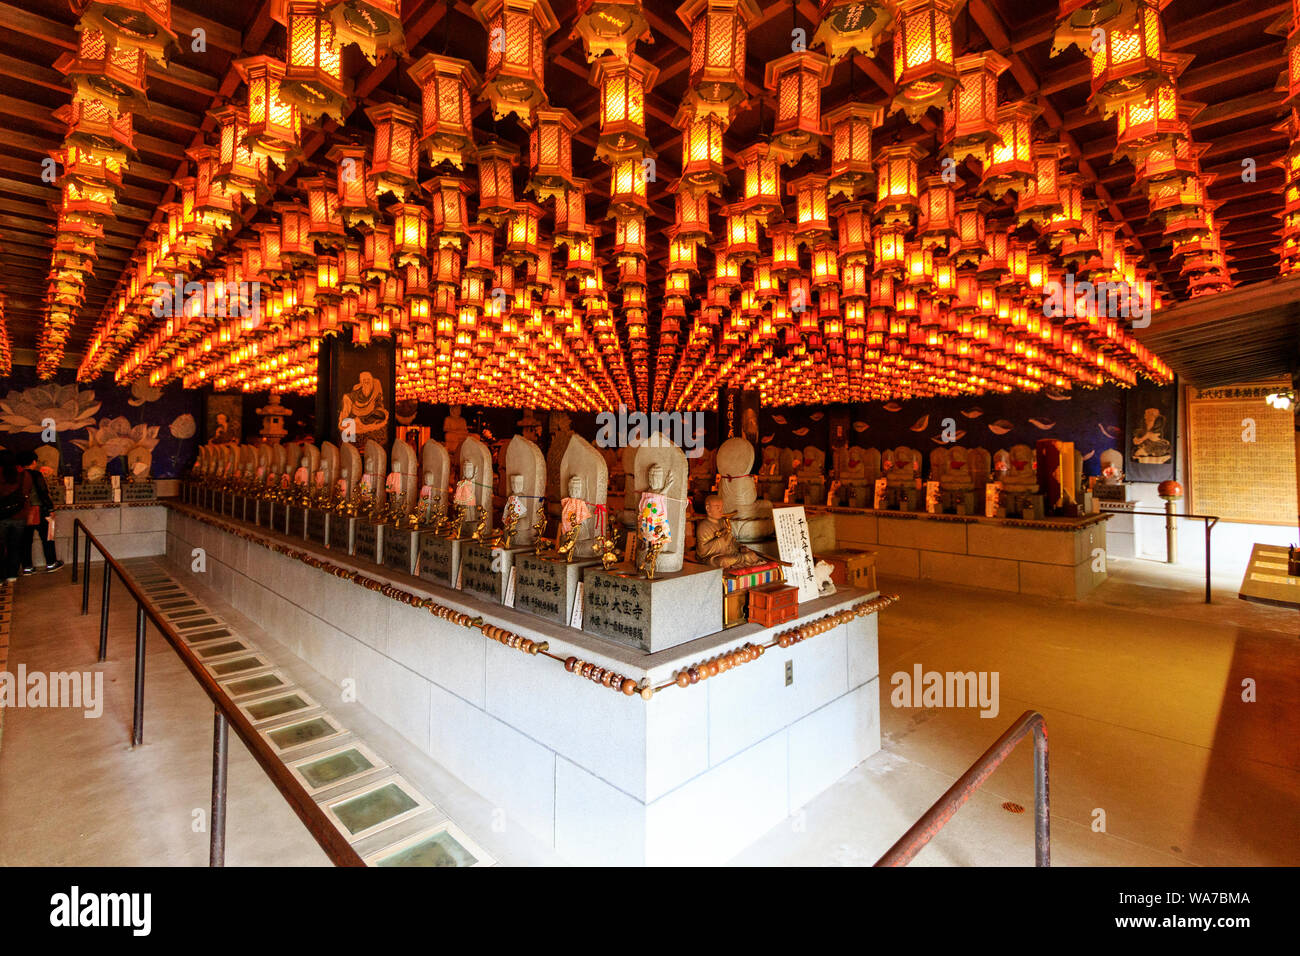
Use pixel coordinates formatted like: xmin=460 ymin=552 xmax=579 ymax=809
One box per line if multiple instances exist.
xmin=823 ymin=507 xmax=1110 ymax=598
xmin=162 ymin=501 xmax=889 ymax=866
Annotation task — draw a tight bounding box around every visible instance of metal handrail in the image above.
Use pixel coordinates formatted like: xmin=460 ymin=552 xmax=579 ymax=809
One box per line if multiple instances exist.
xmin=1114 ymin=510 xmax=1220 ymax=604
xmin=70 ymin=517 xmax=364 ymax=867
xmin=875 ymin=710 xmax=1049 ymax=867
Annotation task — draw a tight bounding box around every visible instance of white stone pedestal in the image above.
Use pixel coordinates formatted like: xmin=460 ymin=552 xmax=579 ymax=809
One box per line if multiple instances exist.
xmin=582 ymin=563 xmax=725 ymax=652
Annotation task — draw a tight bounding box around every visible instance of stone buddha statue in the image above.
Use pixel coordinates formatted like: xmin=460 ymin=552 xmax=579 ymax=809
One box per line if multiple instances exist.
xmin=884 ymin=446 xmax=921 ymax=510
xmin=695 ymin=494 xmax=768 ymax=570
xmin=796 ymin=445 xmax=827 ymax=506
xmin=556 ymin=473 xmax=593 ymax=562
xmin=933 ymin=446 xmax=975 ymax=514
xmin=716 ymin=436 xmax=774 ymax=542
xmin=636 ymin=462 xmax=674 ymax=579
xmin=998 ymin=444 xmax=1043 ymax=517
xmin=500 ymin=473 xmax=527 ymax=547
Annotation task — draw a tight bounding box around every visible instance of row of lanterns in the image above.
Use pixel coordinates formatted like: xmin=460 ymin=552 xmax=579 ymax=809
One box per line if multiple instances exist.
xmin=1275 ymin=0 xmax=1300 ymax=275
xmin=71 ymin=0 xmax=1177 ymax=410
xmin=0 ymin=295 xmax=11 ymax=378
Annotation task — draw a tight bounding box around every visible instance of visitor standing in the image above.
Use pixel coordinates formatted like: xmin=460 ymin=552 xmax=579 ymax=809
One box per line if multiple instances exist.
xmin=17 ymin=451 xmax=62 ymax=574
xmin=0 ymin=451 xmax=35 ymax=583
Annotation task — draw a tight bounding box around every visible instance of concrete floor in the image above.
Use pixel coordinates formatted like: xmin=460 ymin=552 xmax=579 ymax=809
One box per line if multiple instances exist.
xmin=1 ymin=550 xmax=1296 ymax=866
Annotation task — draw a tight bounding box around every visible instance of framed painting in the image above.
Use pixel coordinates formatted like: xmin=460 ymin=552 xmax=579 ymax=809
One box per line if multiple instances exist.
xmin=1124 ymin=382 xmax=1178 ymax=483
xmin=204 ymin=393 xmax=242 ymax=444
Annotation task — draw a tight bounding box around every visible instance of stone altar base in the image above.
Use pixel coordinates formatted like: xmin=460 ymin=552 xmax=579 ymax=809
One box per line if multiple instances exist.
xmin=383 ymin=526 xmax=419 ymax=576
xmin=582 ymin=563 xmax=725 ymax=653
xmin=417 ymin=533 xmax=462 ymax=587
xmin=514 ymin=554 xmax=597 ymax=625
xmin=328 ymin=516 xmax=356 ymax=555
xmin=460 ymin=542 xmax=530 ymax=604
xmin=305 ymin=508 xmax=329 ymax=546
xmin=353 ymin=520 xmax=385 ymax=564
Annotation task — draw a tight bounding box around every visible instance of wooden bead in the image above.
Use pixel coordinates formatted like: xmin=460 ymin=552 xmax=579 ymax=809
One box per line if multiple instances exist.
xmin=565 ymin=657 xmax=578 ymax=672
xmin=675 ymin=671 xmax=690 ymax=688
xmin=687 ymin=667 xmax=699 ymax=684
xmin=707 ymin=661 xmax=719 ymax=677
xmin=621 ymin=678 xmax=637 ymax=695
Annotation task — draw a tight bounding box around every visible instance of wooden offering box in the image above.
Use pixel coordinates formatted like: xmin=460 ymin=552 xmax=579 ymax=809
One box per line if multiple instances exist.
xmin=818 ymin=549 xmax=877 ymax=593
xmin=748 ymin=583 xmax=799 ymax=627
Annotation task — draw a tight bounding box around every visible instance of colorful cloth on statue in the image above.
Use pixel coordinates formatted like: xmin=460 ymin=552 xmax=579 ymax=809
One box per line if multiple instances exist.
xmin=385 ymin=472 xmax=401 ymax=494
xmin=560 ymin=497 xmax=592 ymax=535
xmin=335 ymin=478 xmax=348 ymax=499
xmin=361 ymin=473 xmax=375 ymax=493
xmin=638 ymin=491 xmax=671 ymax=544
xmin=294 ymin=466 xmax=309 ymax=485
xmin=419 ymin=483 xmax=433 ymax=501
xmin=503 ymin=494 xmax=525 ymax=523
xmin=453 ymin=479 xmax=475 ymax=506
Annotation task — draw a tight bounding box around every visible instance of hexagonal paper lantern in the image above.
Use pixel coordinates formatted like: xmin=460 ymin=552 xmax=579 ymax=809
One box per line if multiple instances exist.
xmin=529 ymin=108 xmax=581 ymax=201
xmin=943 ymin=50 xmax=1008 ymax=165
xmin=824 ymin=101 xmax=884 ymax=200
xmin=980 ymin=101 xmax=1041 ymax=199
xmin=235 ymin=56 xmax=301 ymax=168
xmin=210 ymin=104 xmax=268 ymax=202
xmin=476 ymin=141 xmax=520 ymax=225
xmin=72 ymin=0 xmax=178 ymax=63
xmin=789 ymin=173 xmax=831 ymax=247
xmin=1044 ymin=172 xmax=1085 ymax=243
xmin=811 ymin=0 xmax=897 ymax=62
xmin=473 ymin=0 xmax=560 ymax=123
xmin=764 ymin=51 xmax=833 ymax=165
xmin=504 ymin=201 xmax=545 ymax=264
xmin=327 ymin=143 xmax=377 ymax=228
xmin=1015 ymin=142 xmax=1068 ymax=226
xmin=891 ymin=0 xmax=959 ymax=121
xmin=676 ymin=0 xmax=761 ymax=121
xmin=874 ymin=143 xmax=925 ymax=224
xmin=407 ymin=54 xmax=480 ymax=169
xmin=427 ymin=176 xmax=473 ymax=248
xmin=273 ymin=203 xmax=314 ymax=268
xmin=609 ymin=158 xmax=650 ymax=217
xmin=1113 ymin=74 xmax=1187 ymax=164
xmin=281 ymin=1 xmax=350 ymax=123
xmin=1088 ymin=0 xmax=1176 ymax=118
xmin=365 ymin=103 xmax=421 ymax=199
xmin=324 ymin=0 xmax=406 ymax=64
xmin=591 ymin=54 xmax=657 ymax=162
xmin=301 ymin=175 xmax=347 ymax=248
xmin=836 ymin=201 xmax=872 ymax=262
xmin=55 ymin=98 xmax=134 ymax=162
xmin=918 ymin=174 xmax=956 ymax=250
xmin=571 ymin=0 xmax=652 ymax=61
xmin=54 ymin=26 xmax=148 ymax=117
xmin=734 ymin=143 xmax=781 ymax=218
xmin=675 ymin=105 xmax=727 ymax=196
xmin=554 ymin=179 xmax=590 ymax=241
xmin=362 ymin=226 xmax=393 ymax=280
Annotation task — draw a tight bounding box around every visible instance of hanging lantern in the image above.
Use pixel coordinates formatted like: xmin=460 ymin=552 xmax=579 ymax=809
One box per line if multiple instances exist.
xmin=301 ymin=175 xmax=347 ymax=248
xmin=891 ymin=0 xmax=959 ymax=121
xmin=1044 ymin=172 xmax=1085 ymax=243
xmin=676 ymin=0 xmax=760 ymax=120
xmin=764 ymin=51 xmax=833 ymax=165
xmin=427 ymin=176 xmax=473 ymax=248
xmin=943 ymin=50 xmax=1008 ymax=165
xmin=71 ymin=0 xmax=178 ymax=63
xmin=722 ymin=205 xmax=760 ymax=261
xmin=769 ymin=222 xmax=800 ymax=275
xmin=592 ymin=54 xmax=657 ymax=162
xmin=323 ymin=0 xmax=406 ymax=63
xmin=465 ymin=224 xmax=496 ymax=275
xmin=281 ymin=1 xmax=349 ymax=122
xmin=554 ymin=179 xmax=590 ymax=241
xmin=609 ymin=158 xmax=651 ymax=216
xmin=811 ymin=0 xmax=896 ymax=62
xmin=735 ymin=144 xmax=782 ymax=218
xmin=1015 ymin=142 xmax=1068 ymax=226
xmin=327 ymin=143 xmax=378 ymax=228
xmin=54 ymin=26 xmax=148 ymax=117
xmin=366 ymin=103 xmax=421 ymax=199
xmin=1113 ymin=74 xmax=1186 ymax=164
xmin=918 ymin=174 xmax=957 ymax=250
xmin=980 ymin=101 xmax=1041 ymax=198
xmin=275 ymin=203 xmax=315 ymax=267
xmin=675 ymin=105 xmax=727 ymax=195
xmin=528 ymin=108 xmax=581 ymax=201
xmin=824 ymin=102 xmax=884 ymax=200
xmin=472 ymin=0 xmax=560 ymax=123
xmin=188 ymin=145 xmax=238 ymax=232
xmin=873 ymin=223 xmax=907 ymax=276
xmin=836 ymin=201 xmax=872 ymax=262
xmin=407 ymin=54 xmax=480 ymax=169
xmin=671 ymin=181 xmax=712 ymax=242
xmin=571 ymin=0 xmax=652 ymax=60
xmin=1088 ymin=0 xmax=1178 ymax=118
xmin=614 ymin=213 xmax=647 ymax=259
xmin=362 ymin=227 xmax=393 ymax=280
xmin=504 ymin=201 xmax=544 ymax=264
xmin=210 ymin=105 xmax=268 ymax=202
xmin=55 ymin=98 xmax=133 ymax=163
xmin=789 ymin=173 xmax=831 ymax=247
xmin=235 ymin=56 xmax=301 ymax=168
xmin=476 ymin=141 xmax=520 ymax=224
xmin=874 ymin=143 xmax=925 ymax=224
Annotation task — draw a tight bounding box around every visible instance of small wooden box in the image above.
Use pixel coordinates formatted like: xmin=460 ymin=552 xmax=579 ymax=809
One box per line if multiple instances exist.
xmin=748 ymin=583 xmax=799 ymax=627
xmin=818 ymin=549 xmax=877 ymax=593
xmin=723 ymin=589 xmax=748 ymax=628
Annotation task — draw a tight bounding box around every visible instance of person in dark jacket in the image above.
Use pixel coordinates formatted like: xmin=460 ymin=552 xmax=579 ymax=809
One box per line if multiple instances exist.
xmin=0 ymin=451 xmax=33 ymax=583
xmin=17 ymin=451 xmax=63 ymax=574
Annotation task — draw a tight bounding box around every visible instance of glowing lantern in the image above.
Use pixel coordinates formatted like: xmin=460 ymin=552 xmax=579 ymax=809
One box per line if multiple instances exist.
xmin=874 ymin=144 xmax=925 ymax=224
xmin=667 ymin=228 xmax=699 ymax=272
xmin=722 ymin=205 xmax=760 ymax=261
xmin=1113 ymin=74 xmax=1185 ymax=163
xmin=55 ymin=98 xmax=133 ymax=162
xmin=505 ymin=201 xmax=544 ymax=264
xmin=281 ymin=1 xmax=349 ymax=122
xmin=1045 ymin=173 xmax=1085 ymax=243
xmin=811 ymin=0 xmax=896 ymax=61
xmin=363 ymin=226 xmax=393 ymax=280
xmin=324 ymin=0 xmax=405 ymax=63
xmin=824 ymin=102 xmax=883 ymax=200
xmin=592 ymin=54 xmax=657 ymax=162
xmin=519 ymin=109 xmax=575 ymax=204
xmin=472 ymin=0 xmax=560 ymax=122
xmin=474 ymin=142 xmax=518 ymax=225
xmin=769 ymin=223 xmax=800 ymax=274
xmin=554 ymin=180 xmax=590 ymax=242
xmin=210 ymin=105 xmax=267 ymax=202
xmin=1088 ymin=0 xmax=1175 ymax=118
xmin=676 ymin=0 xmax=760 ymax=120
xmin=736 ymin=144 xmax=782 ymax=218
xmin=836 ymin=201 xmax=872 ymax=262
xmin=873 ymin=224 xmax=907 ymax=276
xmin=764 ymin=51 xmax=833 ymax=165
xmin=327 ymin=143 xmax=377 ymax=228
xmin=790 ymin=174 xmax=831 ymax=247
xmin=980 ymin=101 xmax=1041 ymax=199
xmin=599 ymin=159 xmax=644 ymax=219
xmin=300 ymin=175 xmax=346 ymax=249
xmin=427 ymin=177 xmax=473 ymax=248
xmin=918 ymin=175 xmax=956 ymax=249
xmin=811 ymin=244 xmax=839 ymax=287
xmin=891 ymin=0 xmax=959 ymax=121
xmin=72 ymin=0 xmax=177 ymax=63
xmin=943 ymin=50 xmax=1008 ymax=164
xmin=54 ymin=26 xmax=148 ymax=116
xmin=676 ymin=105 xmax=727 ymax=195
xmin=615 ymin=213 xmax=647 ymax=259
xmin=672 ymin=182 xmax=712 ymax=240
xmin=406 ymin=54 xmax=480 ymax=169
xmin=572 ymin=0 xmax=652 ymax=60
xmin=366 ymin=103 xmax=420 ymax=199
xmin=275 ymin=203 xmax=315 ymax=267
xmin=1015 ymin=143 xmax=1068 ymax=226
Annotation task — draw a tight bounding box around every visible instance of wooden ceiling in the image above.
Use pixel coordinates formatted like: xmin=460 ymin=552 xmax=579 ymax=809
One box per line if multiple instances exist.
xmin=0 ymin=0 xmax=1293 ymax=374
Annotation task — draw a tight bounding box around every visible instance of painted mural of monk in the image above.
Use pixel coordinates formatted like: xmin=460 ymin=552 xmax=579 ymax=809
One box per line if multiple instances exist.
xmin=338 ymin=371 xmax=388 ymax=444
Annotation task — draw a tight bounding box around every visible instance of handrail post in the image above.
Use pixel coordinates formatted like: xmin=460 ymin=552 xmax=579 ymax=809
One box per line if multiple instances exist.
xmin=97 ymin=557 xmax=110 ymax=662
xmin=81 ymin=531 xmax=91 ymax=615
xmin=211 ymin=709 xmax=229 ymax=866
xmin=132 ymin=603 xmax=146 ymax=747
xmin=1204 ymin=518 xmax=1216 ymax=605
xmin=1033 ymin=719 xmax=1050 ymax=867
xmin=71 ymin=521 xmax=78 ymax=584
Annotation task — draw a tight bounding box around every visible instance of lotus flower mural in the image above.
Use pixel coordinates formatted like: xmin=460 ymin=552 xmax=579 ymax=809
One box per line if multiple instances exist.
xmin=169 ymin=414 xmax=196 ymax=439
xmin=0 ymin=384 xmax=101 ymax=434
xmin=71 ymin=416 xmax=161 ymax=459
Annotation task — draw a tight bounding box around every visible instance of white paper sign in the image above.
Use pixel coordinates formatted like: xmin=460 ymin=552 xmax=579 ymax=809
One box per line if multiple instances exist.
xmin=873 ymin=477 xmax=886 ymax=511
xmin=772 ymin=505 xmax=819 ymax=603
xmin=503 ymin=566 xmax=517 ymax=608
xmin=569 ymin=581 xmax=584 ymax=629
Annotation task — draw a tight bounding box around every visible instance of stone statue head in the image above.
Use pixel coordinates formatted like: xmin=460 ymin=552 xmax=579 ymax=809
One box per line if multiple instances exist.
xmin=509 ymin=473 xmax=523 ymax=494
xmin=462 ymin=461 xmax=476 ymax=480
xmin=567 ymin=474 xmax=583 ymax=499
xmin=422 ymin=470 xmax=433 ymax=485
xmin=647 ymin=462 xmax=665 ymax=492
